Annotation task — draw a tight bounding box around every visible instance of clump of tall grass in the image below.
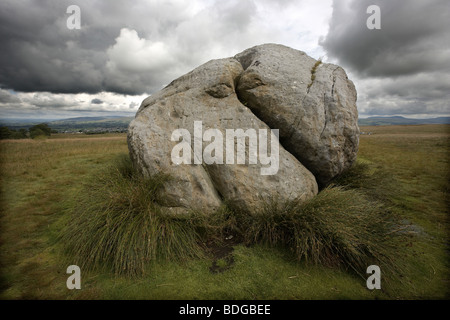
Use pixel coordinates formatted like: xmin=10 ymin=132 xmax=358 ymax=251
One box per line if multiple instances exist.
xmin=60 ymin=154 xmax=203 ymax=277
xmin=238 ymin=186 xmax=404 ymax=278
xmin=60 ymin=155 xmax=408 ymax=279
xmin=307 ymin=59 xmax=322 ymax=90
xmin=192 ymin=202 xmax=237 ymax=245
xmin=332 ymin=159 xmax=395 ymax=202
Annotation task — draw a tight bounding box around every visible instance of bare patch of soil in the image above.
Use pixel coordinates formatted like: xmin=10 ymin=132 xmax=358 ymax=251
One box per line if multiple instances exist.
xmin=206 ymin=233 xmax=242 ymax=274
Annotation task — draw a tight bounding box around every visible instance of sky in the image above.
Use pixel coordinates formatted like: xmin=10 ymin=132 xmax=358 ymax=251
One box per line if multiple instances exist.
xmin=0 ymin=0 xmax=448 ymax=120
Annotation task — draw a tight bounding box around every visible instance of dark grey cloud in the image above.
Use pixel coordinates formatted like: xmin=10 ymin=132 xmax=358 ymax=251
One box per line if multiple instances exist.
xmin=0 ymin=0 xmax=272 ymax=96
xmin=321 ymin=0 xmax=450 ymax=117
xmin=320 ymin=0 xmax=450 ymax=77
xmin=0 ymin=0 xmax=111 ymax=94
xmin=4 ymin=0 xmax=326 ymax=119
xmin=1 ymin=0 xmax=447 ymax=118
xmin=91 ymin=98 xmax=103 ymax=104
xmin=0 ymin=1 xmax=194 ymax=94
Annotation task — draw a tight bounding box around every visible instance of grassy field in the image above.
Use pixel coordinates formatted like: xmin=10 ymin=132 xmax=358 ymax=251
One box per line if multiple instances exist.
xmin=0 ymin=125 xmax=448 ymax=299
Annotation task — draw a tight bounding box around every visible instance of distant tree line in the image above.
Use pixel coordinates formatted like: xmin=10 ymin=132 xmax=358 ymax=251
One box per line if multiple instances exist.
xmin=0 ymin=123 xmax=56 ymax=139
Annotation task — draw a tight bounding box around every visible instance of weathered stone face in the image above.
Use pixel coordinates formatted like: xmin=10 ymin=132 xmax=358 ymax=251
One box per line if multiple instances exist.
xmin=235 ymin=44 xmax=359 ymax=186
xmin=127 ymin=43 xmax=359 ymax=214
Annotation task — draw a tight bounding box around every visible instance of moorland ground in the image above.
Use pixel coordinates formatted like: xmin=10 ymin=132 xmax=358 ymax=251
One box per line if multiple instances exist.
xmin=0 ymin=125 xmax=448 ymax=299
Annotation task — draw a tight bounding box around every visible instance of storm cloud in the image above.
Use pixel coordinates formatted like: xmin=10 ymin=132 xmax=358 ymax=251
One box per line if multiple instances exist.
xmin=320 ymin=0 xmax=450 ymax=117
xmin=0 ymin=0 xmax=448 ymax=119
xmin=0 ymin=0 xmax=329 ymax=97
xmin=321 ymin=0 xmax=449 ymax=77
xmin=0 ymin=0 xmax=195 ymax=94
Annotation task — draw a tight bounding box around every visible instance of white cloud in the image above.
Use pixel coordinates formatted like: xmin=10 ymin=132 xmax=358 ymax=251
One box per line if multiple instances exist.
xmin=107 ymin=28 xmax=175 ymax=73
xmin=0 ymin=89 xmax=147 ymax=119
xmin=101 ymin=0 xmax=334 ymax=97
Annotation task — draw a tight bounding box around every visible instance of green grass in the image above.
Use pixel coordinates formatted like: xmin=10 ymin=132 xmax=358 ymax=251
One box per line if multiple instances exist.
xmin=60 ymin=155 xmax=204 ymax=277
xmin=58 ymin=153 xmax=407 ymax=284
xmin=92 ymin=245 xmax=384 ymax=300
xmin=0 ymin=134 xmax=128 ymax=298
xmin=0 ymin=125 xmax=448 ymax=299
xmin=238 ymin=187 xmax=406 ymax=279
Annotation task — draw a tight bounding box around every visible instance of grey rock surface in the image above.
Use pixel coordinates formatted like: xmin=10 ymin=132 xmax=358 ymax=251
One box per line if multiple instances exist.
xmin=128 ymin=44 xmax=359 ymax=214
xmin=235 ymin=44 xmax=359 ymax=186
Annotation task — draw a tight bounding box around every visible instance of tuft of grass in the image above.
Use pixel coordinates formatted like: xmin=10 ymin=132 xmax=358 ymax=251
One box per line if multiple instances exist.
xmin=307 ymin=59 xmax=322 ymax=90
xmin=59 ymin=154 xmax=409 ymax=281
xmin=236 ymin=186 xmax=406 ymax=279
xmin=331 ymin=159 xmax=396 ymax=202
xmin=192 ymin=201 xmax=237 ymax=244
xmin=59 ymin=154 xmax=204 ymax=277
xmin=197 ymin=159 xmax=411 ymax=285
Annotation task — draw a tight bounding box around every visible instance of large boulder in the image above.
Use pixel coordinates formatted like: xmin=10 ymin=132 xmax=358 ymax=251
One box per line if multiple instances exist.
xmin=235 ymin=44 xmax=359 ymax=186
xmin=128 ymin=43 xmax=359 ymax=214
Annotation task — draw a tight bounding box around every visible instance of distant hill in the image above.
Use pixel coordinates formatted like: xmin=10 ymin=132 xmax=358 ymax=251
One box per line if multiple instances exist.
xmin=51 ymin=116 xmax=120 ymax=122
xmin=358 ymin=116 xmax=450 ymax=126
xmin=0 ymin=116 xmax=134 ymax=133
xmin=48 ymin=116 xmax=133 ymax=133
xmin=2 ymin=115 xmax=450 ymax=133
